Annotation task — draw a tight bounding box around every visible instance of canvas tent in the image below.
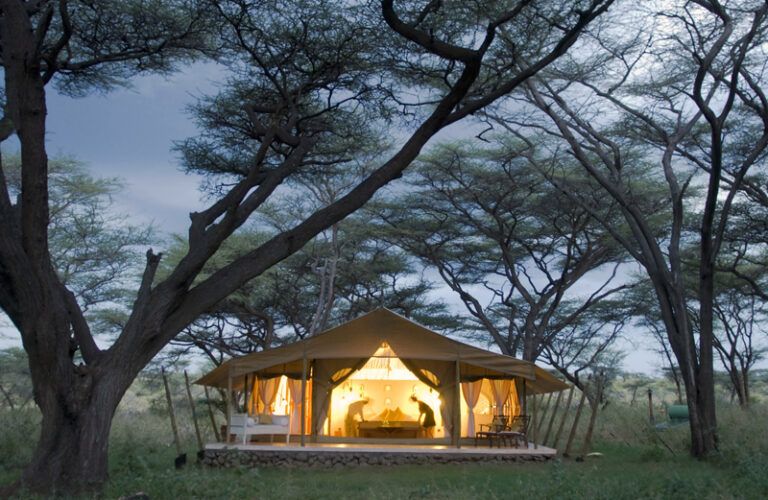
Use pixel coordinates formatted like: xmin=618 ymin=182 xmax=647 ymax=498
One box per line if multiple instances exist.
xmin=196 ymin=308 xmax=568 ymax=446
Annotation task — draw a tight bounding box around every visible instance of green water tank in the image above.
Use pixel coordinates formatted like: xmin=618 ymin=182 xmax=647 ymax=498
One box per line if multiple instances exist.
xmin=667 ymin=404 xmax=689 ymax=422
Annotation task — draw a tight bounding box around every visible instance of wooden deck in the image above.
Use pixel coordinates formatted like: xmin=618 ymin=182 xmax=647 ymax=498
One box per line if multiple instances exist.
xmin=202 ymin=441 xmax=556 ymax=469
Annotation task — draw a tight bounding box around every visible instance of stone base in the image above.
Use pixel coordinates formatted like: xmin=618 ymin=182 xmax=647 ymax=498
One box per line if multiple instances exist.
xmin=202 ymin=447 xmax=553 ymax=469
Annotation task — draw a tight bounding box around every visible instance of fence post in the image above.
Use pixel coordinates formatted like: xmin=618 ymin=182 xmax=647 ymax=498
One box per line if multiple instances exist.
xmin=184 ymin=370 xmax=203 ymax=450
xmin=543 ymin=390 xmax=563 ymax=446
xmin=203 ymin=385 xmax=221 ymax=442
xmin=552 ymin=386 xmax=575 ymax=450
xmin=579 ymin=373 xmax=605 ymax=459
xmin=563 ymin=386 xmax=588 ymax=457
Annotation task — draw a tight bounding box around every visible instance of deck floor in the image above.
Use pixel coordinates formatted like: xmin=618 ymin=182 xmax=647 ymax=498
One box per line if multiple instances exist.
xmin=205 ymin=441 xmax=556 ymax=456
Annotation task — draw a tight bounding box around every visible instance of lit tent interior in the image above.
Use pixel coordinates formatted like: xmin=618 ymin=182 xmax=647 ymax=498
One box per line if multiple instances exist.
xmin=195 ymin=308 xmax=568 ymax=445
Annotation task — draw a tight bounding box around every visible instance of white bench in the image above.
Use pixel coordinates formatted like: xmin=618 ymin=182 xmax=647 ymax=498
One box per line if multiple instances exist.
xmin=229 ymin=413 xmax=290 ymax=444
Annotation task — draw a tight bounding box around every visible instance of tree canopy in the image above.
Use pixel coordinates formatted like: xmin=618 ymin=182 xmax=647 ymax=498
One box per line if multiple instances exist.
xmin=0 ymin=0 xmax=614 ymax=493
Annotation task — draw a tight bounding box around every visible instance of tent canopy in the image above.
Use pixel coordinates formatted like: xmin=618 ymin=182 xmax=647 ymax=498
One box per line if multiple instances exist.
xmin=195 ymin=308 xmax=567 ymax=394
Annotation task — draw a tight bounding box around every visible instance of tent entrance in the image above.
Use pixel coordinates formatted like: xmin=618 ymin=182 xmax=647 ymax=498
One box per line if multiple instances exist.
xmin=325 ymin=344 xmax=443 ymax=439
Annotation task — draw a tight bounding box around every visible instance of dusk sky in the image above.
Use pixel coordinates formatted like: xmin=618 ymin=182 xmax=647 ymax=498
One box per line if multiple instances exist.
xmin=0 ymin=63 xmax=662 ymax=374
xmin=43 ymin=63 xmax=217 ymax=232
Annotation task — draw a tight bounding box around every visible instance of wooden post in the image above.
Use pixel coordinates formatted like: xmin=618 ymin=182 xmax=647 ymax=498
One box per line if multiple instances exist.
xmin=243 ymin=373 xmax=251 ymax=414
xmin=536 ymin=393 xmax=553 ymax=436
xmin=564 ymin=386 xmax=588 ymax=457
xmin=531 ymin=392 xmax=538 ymax=449
xmin=203 ymin=385 xmax=221 ymax=442
xmin=184 ymin=370 xmax=203 ymax=450
xmin=648 ymin=388 xmax=654 ymax=424
xmin=162 ymin=368 xmax=186 ymax=467
xmin=300 ymin=354 xmax=308 ymax=447
xmin=521 ymin=379 xmax=528 ymax=415
xmin=580 ymin=374 xmax=605 ymax=459
xmin=543 ymin=390 xmax=563 ymax=446
xmin=225 ymin=366 xmax=233 ymax=445
xmin=453 ymin=359 xmax=461 ymax=448
xmin=552 ymin=386 xmax=575 ymax=450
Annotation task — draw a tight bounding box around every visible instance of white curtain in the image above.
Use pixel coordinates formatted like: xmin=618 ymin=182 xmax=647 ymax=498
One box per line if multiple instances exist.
xmin=287 ymin=379 xmax=303 ymax=434
xmin=461 ymin=380 xmax=483 ymax=437
xmin=490 ymin=380 xmax=512 ymax=414
xmin=257 ymin=377 xmax=280 ymax=413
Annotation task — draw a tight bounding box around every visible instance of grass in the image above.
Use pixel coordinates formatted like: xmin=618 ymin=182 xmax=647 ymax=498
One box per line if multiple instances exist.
xmin=102 ymin=444 xmax=766 ymax=500
xmin=2 ymin=400 xmax=768 ymax=499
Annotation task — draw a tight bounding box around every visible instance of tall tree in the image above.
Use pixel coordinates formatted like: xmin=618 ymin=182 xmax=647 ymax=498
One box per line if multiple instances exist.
xmin=378 ymin=139 xmax=633 ymax=389
xmin=711 ymin=281 xmax=766 ymax=407
xmin=497 ymin=0 xmax=768 ymax=456
xmin=0 ymin=0 xmax=613 ymax=493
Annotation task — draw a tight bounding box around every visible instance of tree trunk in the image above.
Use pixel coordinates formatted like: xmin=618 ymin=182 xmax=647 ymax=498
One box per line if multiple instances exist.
xmin=728 ymin=368 xmax=748 ymax=408
xmin=742 ymin=369 xmax=750 ymax=407
xmin=674 ymin=338 xmax=718 ymax=457
xmin=654 ymin=279 xmax=718 ymax=458
xmin=21 ymin=374 xmax=124 ymax=495
xmin=19 ymin=362 xmax=129 ymax=495
xmin=695 ymin=260 xmax=719 ymax=455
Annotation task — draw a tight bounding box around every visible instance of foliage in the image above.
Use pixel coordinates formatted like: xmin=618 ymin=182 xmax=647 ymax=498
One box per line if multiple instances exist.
xmin=162 ymin=209 xmax=463 ymax=366
xmin=4 ymin=155 xmax=154 ymax=334
xmin=377 ymin=138 xmax=635 ymax=389
xmin=0 ymin=348 xmax=32 ymax=411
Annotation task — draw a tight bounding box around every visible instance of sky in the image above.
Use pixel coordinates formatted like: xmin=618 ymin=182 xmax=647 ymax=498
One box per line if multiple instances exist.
xmin=0 ymin=63 xmax=666 ymax=375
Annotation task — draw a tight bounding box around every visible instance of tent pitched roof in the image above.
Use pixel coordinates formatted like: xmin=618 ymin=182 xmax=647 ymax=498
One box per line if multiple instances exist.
xmin=195 ymin=308 xmax=567 ymax=393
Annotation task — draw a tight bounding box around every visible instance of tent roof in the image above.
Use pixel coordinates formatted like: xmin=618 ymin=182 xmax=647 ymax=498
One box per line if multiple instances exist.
xmin=195 ymin=308 xmax=567 ymax=394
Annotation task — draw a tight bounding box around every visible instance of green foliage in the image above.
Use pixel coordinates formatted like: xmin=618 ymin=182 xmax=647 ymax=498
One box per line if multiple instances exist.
xmin=4 ymin=155 xmax=154 ymax=335
xmin=41 ymin=0 xmax=213 ymax=96
xmin=0 ymin=348 xmax=31 ymax=410
xmin=378 ymin=138 xmax=635 ymax=379
xmin=162 ymin=200 xmax=463 ymax=365
xmin=0 ymin=409 xmax=38 ymax=478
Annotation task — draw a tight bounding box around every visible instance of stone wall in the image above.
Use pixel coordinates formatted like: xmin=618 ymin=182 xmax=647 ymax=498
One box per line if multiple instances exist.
xmin=202 ymin=449 xmax=552 ymax=469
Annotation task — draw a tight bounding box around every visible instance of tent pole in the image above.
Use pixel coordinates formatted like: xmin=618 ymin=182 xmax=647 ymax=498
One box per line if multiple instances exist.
xmin=522 ymin=379 xmax=527 ymax=415
xmin=225 ymin=365 xmax=233 ymax=445
xmin=300 ymin=354 xmax=307 ymax=447
xmin=532 ymin=391 xmax=538 ymax=449
xmin=243 ymin=373 xmax=250 ymax=415
xmin=453 ymin=359 xmax=461 ymax=449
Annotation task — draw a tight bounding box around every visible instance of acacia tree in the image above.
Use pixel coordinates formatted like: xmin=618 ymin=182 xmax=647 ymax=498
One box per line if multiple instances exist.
xmin=378 ymin=139 xmax=633 ymax=389
xmin=497 ymin=0 xmax=768 ymax=456
xmin=711 ymin=282 xmax=766 ymax=406
xmin=0 ymin=0 xmax=613 ymax=493
xmin=166 ymin=214 xmax=458 ymax=366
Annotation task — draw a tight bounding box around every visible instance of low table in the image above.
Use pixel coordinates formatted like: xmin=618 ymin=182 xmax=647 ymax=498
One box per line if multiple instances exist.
xmin=358 ymin=421 xmax=420 ymax=438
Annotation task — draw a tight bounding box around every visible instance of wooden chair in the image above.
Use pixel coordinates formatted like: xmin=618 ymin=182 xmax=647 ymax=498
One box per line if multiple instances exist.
xmin=498 ymin=415 xmax=530 ymax=448
xmin=474 ymin=415 xmax=509 ymax=448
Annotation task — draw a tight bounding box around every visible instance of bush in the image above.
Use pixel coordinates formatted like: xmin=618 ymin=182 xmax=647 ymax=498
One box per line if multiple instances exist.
xmin=0 ymin=409 xmax=38 ymax=472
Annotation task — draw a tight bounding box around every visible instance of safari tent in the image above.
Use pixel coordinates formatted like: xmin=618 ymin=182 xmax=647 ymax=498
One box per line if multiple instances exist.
xmin=196 ymin=308 xmax=568 ymax=446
